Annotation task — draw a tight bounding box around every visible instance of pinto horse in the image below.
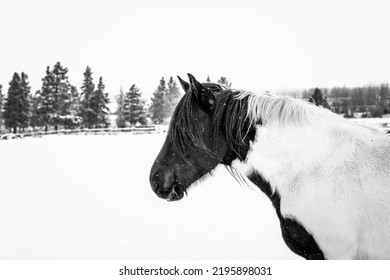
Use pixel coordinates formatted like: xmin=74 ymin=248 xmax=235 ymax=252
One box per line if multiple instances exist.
xmin=149 ymin=74 xmax=390 ymax=259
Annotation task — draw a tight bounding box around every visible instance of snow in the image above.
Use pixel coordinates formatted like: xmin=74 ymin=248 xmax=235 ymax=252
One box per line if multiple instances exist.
xmin=350 ymin=117 xmax=390 ymax=133
xmin=0 ymin=133 xmax=299 ymax=260
xmin=350 ymin=117 xmax=390 ymax=126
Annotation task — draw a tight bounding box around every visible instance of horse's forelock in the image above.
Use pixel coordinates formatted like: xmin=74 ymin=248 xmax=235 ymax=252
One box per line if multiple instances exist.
xmin=168 ymin=93 xmax=215 ymax=162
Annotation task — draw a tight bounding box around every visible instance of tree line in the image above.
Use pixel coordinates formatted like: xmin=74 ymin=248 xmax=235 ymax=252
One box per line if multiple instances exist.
xmin=0 ymin=62 xmax=111 ymax=133
xmin=302 ymin=84 xmax=390 ymax=117
xmin=115 ymin=75 xmax=231 ymax=127
xmin=0 ymin=63 xmax=233 ymax=133
xmin=2 ymin=64 xmax=390 ymax=135
xmin=116 ymin=76 xmax=181 ymax=127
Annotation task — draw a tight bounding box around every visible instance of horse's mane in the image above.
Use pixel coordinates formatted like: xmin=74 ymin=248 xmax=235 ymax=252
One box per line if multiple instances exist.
xmin=213 ymin=90 xmax=255 ymax=159
xmin=236 ymin=91 xmax=339 ymax=127
xmin=169 ymin=86 xmax=345 ymax=163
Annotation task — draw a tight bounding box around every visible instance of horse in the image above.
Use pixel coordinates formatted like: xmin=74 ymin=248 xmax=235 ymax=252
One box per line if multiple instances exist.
xmin=149 ymin=73 xmax=390 ymax=260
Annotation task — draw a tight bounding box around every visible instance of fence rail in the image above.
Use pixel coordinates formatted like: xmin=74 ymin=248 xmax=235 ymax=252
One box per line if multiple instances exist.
xmin=0 ymin=125 xmax=167 ymax=140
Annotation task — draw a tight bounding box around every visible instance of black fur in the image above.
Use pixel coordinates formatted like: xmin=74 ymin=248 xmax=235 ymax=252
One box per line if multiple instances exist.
xmin=247 ymin=172 xmax=325 ymax=260
xmin=213 ymin=91 xmax=257 ymax=164
xmin=168 ymin=84 xmax=256 ymax=164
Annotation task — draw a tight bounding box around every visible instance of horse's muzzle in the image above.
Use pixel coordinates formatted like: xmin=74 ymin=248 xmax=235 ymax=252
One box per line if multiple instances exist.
xmin=150 ymin=168 xmax=187 ymax=201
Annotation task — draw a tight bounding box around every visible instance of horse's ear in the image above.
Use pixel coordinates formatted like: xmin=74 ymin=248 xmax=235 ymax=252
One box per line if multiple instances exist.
xmin=187 ymin=73 xmax=216 ymax=113
xmin=177 ymin=76 xmax=190 ymax=92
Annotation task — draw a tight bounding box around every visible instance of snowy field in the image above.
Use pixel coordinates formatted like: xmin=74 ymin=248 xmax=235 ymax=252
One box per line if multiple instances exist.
xmin=350 ymin=117 xmax=390 ymax=134
xmin=0 ymin=118 xmax=389 ymax=260
xmin=0 ymin=133 xmax=300 ymax=260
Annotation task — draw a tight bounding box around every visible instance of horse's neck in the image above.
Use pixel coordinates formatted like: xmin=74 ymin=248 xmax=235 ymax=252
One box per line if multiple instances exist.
xmin=239 ymin=119 xmax=361 ymax=195
xmin=233 ymin=106 xmax=390 ymax=259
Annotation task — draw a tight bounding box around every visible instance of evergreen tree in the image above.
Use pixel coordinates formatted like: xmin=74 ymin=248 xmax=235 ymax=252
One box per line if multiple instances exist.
xmin=150 ymin=77 xmax=169 ymax=124
xmin=116 ymin=86 xmax=126 ymax=128
xmin=19 ymin=72 xmax=31 ymax=130
xmin=30 ymin=90 xmax=43 ymax=129
xmin=65 ymin=85 xmax=82 ymax=128
xmin=80 ymin=66 xmax=95 ymax=128
xmin=39 ymin=66 xmax=57 ymax=130
xmin=0 ymin=84 xmax=3 ymax=132
xmin=52 ymin=62 xmax=71 ymax=129
xmin=167 ymin=76 xmax=182 ymax=111
xmin=123 ymin=84 xmax=146 ymax=126
xmin=217 ymin=76 xmax=232 ymax=88
xmin=90 ymin=77 xmax=110 ymax=128
xmin=309 ymin=88 xmax=330 ymax=109
xmin=3 ymin=73 xmax=22 ymax=133
xmin=206 ymin=75 xmax=211 ymax=82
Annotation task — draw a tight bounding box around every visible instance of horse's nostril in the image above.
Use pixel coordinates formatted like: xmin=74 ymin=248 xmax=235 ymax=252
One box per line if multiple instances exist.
xmin=152 ymin=180 xmax=167 ymax=196
xmin=152 ymin=181 xmax=160 ymax=193
xmin=150 ymin=170 xmax=178 ymax=199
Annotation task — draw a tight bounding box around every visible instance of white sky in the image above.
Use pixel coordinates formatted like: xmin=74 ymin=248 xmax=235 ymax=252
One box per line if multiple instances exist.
xmin=1 ymin=0 xmax=390 ymax=100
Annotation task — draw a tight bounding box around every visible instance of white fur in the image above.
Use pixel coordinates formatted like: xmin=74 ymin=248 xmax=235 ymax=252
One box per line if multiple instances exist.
xmin=234 ymin=91 xmax=390 ymax=259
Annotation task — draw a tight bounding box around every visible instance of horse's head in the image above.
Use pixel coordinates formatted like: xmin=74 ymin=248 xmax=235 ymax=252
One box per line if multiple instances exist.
xmin=149 ymin=74 xmax=255 ymax=201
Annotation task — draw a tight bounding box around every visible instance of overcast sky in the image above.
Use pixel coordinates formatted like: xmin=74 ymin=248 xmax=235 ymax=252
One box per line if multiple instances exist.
xmin=1 ymin=0 xmax=390 ymax=99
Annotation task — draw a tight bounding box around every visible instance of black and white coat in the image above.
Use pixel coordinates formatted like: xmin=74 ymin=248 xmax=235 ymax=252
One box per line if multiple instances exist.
xmin=233 ymin=91 xmax=390 ymax=259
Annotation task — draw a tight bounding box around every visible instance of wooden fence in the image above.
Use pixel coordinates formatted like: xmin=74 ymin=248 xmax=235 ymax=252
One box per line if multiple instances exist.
xmin=0 ymin=125 xmax=167 ymax=140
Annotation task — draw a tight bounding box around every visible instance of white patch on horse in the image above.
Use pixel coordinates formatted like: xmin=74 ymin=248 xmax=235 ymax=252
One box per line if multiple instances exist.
xmin=235 ymin=91 xmax=390 ymax=259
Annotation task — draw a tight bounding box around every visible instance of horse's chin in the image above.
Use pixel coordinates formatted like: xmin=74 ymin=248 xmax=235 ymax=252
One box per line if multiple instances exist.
xmin=166 ymin=183 xmax=188 ymax=202
xmin=165 ymin=170 xmax=213 ymax=201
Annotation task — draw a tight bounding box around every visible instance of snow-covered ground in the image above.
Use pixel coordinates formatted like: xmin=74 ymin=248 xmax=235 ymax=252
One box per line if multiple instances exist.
xmin=0 ymin=118 xmax=388 ymax=260
xmin=0 ymin=133 xmax=299 ymax=260
xmin=350 ymin=117 xmax=390 ymax=133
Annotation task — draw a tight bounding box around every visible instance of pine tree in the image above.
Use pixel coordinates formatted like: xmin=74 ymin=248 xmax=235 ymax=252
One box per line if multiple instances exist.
xmin=19 ymin=72 xmax=31 ymax=130
xmin=116 ymin=87 xmax=126 ymax=128
xmin=80 ymin=66 xmax=95 ymax=128
xmin=217 ymin=77 xmax=232 ymax=88
xmin=65 ymin=85 xmax=82 ymax=128
xmin=123 ymin=84 xmax=146 ymax=126
xmin=90 ymin=77 xmax=110 ymax=128
xmin=150 ymin=77 xmax=169 ymax=124
xmin=52 ymin=62 xmax=71 ymax=129
xmin=0 ymin=84 xmax=3 ymax=132
xmin=167 ymin=76 xmax=182 ymax=111
xmin=30 ymin=90 xmax=43 ymax=130
xmin=3 ymin=73 xmax=22 ymax=133
xmin=39 ymin=66 xmax=56 ymax=130
xmin=206 ymin=75 xmax=211 ymax=82
xmin=309 ymin=88 xmax=330 ymax=109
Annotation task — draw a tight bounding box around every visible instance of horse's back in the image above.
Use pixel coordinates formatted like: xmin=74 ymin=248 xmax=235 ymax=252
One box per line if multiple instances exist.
xmin=319 ymin=127 xmax=390 ymax=259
